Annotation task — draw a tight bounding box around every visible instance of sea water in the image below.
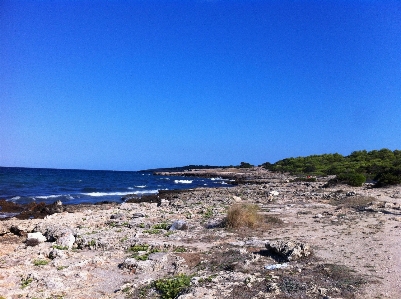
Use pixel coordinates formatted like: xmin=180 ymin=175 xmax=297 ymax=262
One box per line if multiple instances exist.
xmin=0 ymin=167 xmax=231 ymax=205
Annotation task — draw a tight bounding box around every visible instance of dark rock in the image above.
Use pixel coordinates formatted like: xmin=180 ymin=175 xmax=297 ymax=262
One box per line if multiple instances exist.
xmin=266 ymin=239 xmax=311 ymax=261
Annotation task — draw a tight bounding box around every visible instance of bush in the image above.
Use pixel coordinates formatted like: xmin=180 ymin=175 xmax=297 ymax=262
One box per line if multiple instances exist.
xmin=238 ymin=162 xmax=253 ymax=168
xmin=153 ymin=274 xmax=191 ymax=299
xmin=347 ymin=173 xmax=366 ymax=186
xmin=225 ymin=204 xmax=261 ymax=229
xmin=375 ymin=172 xmax=401 ymax=187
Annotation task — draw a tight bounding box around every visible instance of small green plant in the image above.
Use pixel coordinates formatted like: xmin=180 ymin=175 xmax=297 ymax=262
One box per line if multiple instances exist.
xmin=131 ymin=247 xmax=160 ymax=261
xmin=153 ymin=222 xmax=170 ymax=230
xmin=164 ymin=231 xmax=174 ymax=237
xmin=128 ymin=244 xmax=150 ymax=252
xmin=57 ymin=265 xmax=68 ymax=270
xmin=21 ymin=277 xmax=33 ymax=289
xmin=203 ymin=207 xmax=213 ymax=219
xmin=138 ymin=223 xmax=145 ymax=228
xmin=52 ymin=244 xmax=69 ymax=250
xmin=174 ymin=246 xmax=187 ymax=252
xmin=33 ymin=259 xmax=49 ymax=266
xmin=143 ymin=228 xmax=162 ymax=234
xmin=153 ymin=274 xmax=192 ymax=299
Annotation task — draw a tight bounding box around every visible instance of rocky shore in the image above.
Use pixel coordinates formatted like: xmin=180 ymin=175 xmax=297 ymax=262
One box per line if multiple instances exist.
xmin=1 ymin=168 xmax=400 ymax=298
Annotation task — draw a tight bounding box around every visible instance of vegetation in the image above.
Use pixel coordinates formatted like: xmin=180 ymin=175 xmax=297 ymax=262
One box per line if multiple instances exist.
xmin=262 ymin=148 xmax=401 ymax=187
xmin=238 ymin=162 xmax=254 ymax=168
xmin=225 ymin=203 xmax=261 ymax=229
xmin=20 ymin=277 xmax=33 ymax=289
xmin=33 ymin=259 xmax=49 ymax=266
xmin=152 ymin=274 xmax=192 ymax=299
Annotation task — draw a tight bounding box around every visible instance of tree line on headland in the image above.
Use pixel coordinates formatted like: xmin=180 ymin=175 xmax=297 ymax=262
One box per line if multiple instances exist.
xmin=259 ymin=148 xmax=401 ymax=187
xmin=149 ymin=148 xmax=401 ymax=188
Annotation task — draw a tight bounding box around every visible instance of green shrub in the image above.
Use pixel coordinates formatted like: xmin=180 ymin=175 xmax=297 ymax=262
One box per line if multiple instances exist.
xmin=347 ymin=173 xmax=366 ymax=186
xmin=375 ymin=171 xmax=401 ymax=187
xmin=153 ymin=274 xmax=191 ymax=299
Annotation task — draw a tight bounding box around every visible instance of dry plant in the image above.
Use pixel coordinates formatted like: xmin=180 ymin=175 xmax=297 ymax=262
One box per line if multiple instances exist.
xmin=225 ymin=203 xmax=261 ymax=229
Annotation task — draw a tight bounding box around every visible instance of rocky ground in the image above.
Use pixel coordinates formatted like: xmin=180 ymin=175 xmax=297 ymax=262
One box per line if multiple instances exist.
xmin=0 ymin=168 xmax=400 ymax=299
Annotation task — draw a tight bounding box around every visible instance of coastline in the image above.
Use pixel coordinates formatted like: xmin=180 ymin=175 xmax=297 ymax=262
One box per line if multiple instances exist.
xmin=0 ymin=168 xmax=400 ymax=298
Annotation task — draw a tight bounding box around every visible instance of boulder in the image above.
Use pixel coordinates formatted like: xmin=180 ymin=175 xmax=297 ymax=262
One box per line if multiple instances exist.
xmin=34 ymin=223 xmax=75 ymax=248
xmin=266 ymin=239 xmax=311 ymax=261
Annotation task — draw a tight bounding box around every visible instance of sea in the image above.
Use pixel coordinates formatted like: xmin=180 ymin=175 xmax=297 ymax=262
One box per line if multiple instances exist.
xmin=0 ymin=167 xmax=232 ymax=206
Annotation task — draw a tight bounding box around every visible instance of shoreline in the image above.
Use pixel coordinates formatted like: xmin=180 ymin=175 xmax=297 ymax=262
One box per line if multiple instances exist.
xmin=0 ymin=168 xmax=400 ymax=298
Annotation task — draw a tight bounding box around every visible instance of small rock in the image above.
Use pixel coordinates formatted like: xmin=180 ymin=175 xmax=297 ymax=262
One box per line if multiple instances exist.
xmin=120 ymin=258 xmax=137 ymax=271
xmin=169 ymin=220 xmax=188 ymax=231
xmin=110 ymin=213 xmax=125 ymax=220
xmin=159 ymin=198 xmax=170 ymax=207
xmin=233 ymin=196 xmax=242 ymax=202
xmin=26 ymin=232 xmax=47 ymax=245
xmin=49 ymin=248 xmax=67 ymax=259
xmin=57 ymin=232 xmax=75 ymax=248
xmin=132 ymin=212 xmax=145 ymax=218
xmin=266 ymin=239 xmax=311 ymax=261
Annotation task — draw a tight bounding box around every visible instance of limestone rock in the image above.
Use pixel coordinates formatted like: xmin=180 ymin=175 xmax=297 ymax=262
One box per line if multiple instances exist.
xmin=26 ymin=232 xmax=46 ymax=245
xmin=266 ymin=239 xmax=311 ymax=261
xmin=169 ymin=220 xmax=188 ymax=231
xmin=232 ymin=196 xmax=242 ymax=202
xmin=34 ymin=223 xmax=75 ymax=248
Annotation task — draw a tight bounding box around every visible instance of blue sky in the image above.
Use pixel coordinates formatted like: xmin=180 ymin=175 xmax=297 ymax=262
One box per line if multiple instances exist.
xmin=1 ymin=1 xmax=400 ymax=170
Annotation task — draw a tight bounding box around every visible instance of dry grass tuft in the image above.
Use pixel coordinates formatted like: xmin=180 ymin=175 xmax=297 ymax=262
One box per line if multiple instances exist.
xmin=225 ymin=203 xmax=261 ymax=229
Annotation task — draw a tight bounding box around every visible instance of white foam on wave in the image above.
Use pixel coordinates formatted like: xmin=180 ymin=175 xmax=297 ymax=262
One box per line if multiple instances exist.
xmin=82 ymin=190 xmax=158 ymax=197
xmin=34 ymin=194 xmax=74 ymax=200
xmin=174 ymin=180 xmax=193 ymax=184
xmin=10 ymin=196 xmax=21 ymax=201
xmin=135 ymin=185 xmax=146 ymax=188
xmin=82 ymin=191 xmax=134 ymax=197
xmin=133 ymin=190 xmax=158 ymax=195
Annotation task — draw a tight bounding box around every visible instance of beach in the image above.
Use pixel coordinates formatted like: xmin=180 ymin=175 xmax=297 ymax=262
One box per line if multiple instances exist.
xmin=0 ymin=167 xmax=400 ymax=298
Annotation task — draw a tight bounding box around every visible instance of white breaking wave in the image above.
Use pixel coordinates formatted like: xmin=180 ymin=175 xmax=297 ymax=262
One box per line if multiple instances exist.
xmin=34 ymin=194 xmax=74 ymax=200
xmin=135 ymin=185 xmax=146 ymax=188
xmin=174 ymin=180 xmax=193 ymax=184
xmin=210 ymin=177 xmax=223 ymax=181
xmin=10 ymin=196 xmax=21 ymax=201
xmin=82 ymin=190 xmax=158 ymax=197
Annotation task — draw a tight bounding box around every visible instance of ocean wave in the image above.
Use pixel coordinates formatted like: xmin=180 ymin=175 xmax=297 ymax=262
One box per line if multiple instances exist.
xmin=174 ymin=180 xmax=193 ymax=184
xmin=135 ymin=185 xmax=146 ymax=188
xmin=34 ymin=194 xmax=74 ymax=200
xmin=82 ymin=190 xmax=158 ymax=197
xmin=10 ymin=196 xmax=21 ymax=201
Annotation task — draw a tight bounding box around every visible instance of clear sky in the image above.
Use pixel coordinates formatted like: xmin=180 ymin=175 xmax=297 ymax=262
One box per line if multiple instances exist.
xmin=1 ymin=1 xmax=400 ymax=171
